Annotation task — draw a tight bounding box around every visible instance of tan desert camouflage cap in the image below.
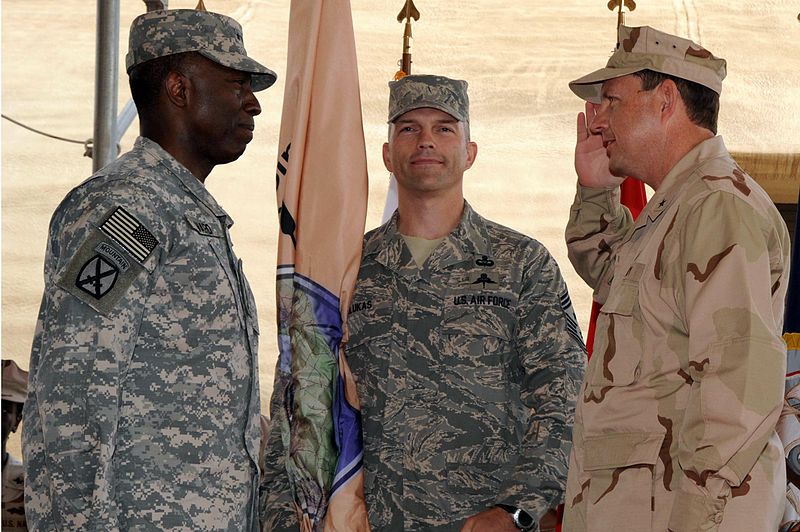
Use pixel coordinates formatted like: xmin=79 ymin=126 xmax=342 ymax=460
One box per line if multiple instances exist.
xmin=1 ymin=360 xmax=28 ymax=404
xmin=126 ymin=9 xmax=277 ymax=91
xmin=569 ymin=25 xmax=727 ymax=103
xmin=388 ymin=74 xmax=469 ymax=123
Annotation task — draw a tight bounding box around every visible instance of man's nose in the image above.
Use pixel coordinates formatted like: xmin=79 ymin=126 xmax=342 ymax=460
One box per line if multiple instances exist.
xmin=589 ymin=103 xmax=607 ymax=135
xmin=417 ymin=128 xmax=435 ymax=148
xmin=244 ymin=89 xmax=261 ymax=116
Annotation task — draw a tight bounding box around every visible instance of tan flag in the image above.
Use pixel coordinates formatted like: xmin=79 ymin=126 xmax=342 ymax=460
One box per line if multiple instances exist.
xmin=273 ymin=0 xmax=370 ymax=530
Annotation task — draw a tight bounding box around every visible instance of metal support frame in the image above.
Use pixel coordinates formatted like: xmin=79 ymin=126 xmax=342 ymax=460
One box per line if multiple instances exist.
xmin=92 ymin=0 xmax=167 ymax=169
xmin=92 ymin=0 xmax=121 ymax=172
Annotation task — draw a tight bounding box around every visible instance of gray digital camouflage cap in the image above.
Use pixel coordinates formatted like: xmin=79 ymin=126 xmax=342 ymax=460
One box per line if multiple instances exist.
xmin=569 ymin=25 xmax=726 ymax=103
xmin=388 ymin=74 xmax=469 ymax=123
xmin=126 ymin=9 xmax=277 ymax=91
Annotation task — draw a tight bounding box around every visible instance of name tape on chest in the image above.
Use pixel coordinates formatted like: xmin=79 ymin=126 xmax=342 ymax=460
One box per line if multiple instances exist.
xmin=186 ymin=214 xmax=223 ymax=238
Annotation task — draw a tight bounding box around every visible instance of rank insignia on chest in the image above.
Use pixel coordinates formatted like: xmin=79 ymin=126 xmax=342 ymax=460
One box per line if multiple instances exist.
xmin=100 ymin=206 xmax=159 ymax=262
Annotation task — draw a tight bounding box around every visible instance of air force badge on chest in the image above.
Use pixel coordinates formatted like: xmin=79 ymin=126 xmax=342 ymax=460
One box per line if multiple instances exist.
xmin=58 ymin=207 xmax=158 ymax=315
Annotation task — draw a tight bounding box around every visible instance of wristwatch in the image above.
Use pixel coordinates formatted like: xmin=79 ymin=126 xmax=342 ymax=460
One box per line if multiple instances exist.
xmin=495 ymin=503 xmax=535 ymax=531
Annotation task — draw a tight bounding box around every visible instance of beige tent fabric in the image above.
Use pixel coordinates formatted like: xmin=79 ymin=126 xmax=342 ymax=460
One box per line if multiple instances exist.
xmin=3 ymin=4 xmax=799 ymax=460
xmin=731 ymin=152 xmax=799 ymax=204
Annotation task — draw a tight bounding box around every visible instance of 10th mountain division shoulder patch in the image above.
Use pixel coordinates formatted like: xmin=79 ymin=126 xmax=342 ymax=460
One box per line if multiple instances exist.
xmin=57 ymin=206 xmax=157 ymax=315
xmin=75 ymin=254 xmax=119 ymax=299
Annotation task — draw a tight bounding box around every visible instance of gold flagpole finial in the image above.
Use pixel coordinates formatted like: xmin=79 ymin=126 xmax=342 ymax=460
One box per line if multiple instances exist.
xmin=607 ymin=0 xmax=636 ymax=47
xmin=394 ymin=0 xmax=420 ymax=80
xmin=195 ymin=0 xmax=207 ymax=12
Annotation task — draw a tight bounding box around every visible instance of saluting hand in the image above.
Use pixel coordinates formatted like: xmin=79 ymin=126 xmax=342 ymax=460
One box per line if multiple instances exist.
xmin=574 ymin=101 xmax=624 ymax=189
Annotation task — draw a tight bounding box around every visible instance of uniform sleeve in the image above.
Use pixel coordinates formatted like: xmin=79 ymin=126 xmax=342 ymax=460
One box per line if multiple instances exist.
xmin=565 ymin=184 xmax=633 ymax=303
xmin=260 ymin=369 xmax=299 ymax=531
xmin=23 ymin=185 xmax=164 ymax=530
xmin=668 ymin=192 xmax=786 ymax=529
xmin=779 ymin=341 xmax=800 ymax=531
xmin=497 ymin=244 xmax=586 ymax=519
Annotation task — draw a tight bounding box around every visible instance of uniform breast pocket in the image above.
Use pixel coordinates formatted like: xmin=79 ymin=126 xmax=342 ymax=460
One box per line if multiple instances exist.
xmin=588 ymin=269 xmax=644 ymax=388
xmin=345 ymin=299 xmax=393 ymax=412
xmin=440 ymin=305 xmax=515 ymax=406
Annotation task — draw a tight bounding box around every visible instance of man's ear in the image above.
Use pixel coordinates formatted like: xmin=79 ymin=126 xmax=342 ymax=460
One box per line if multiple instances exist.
xmin=382 ymin=142 xmax=393 ymax=173
xmin=464 ymin=141 xmax=478 ymax=170
xmin=657 ymin=79 xmax=679 ymax=121
xmin=164 ymin=70 xmax=190 ymax=108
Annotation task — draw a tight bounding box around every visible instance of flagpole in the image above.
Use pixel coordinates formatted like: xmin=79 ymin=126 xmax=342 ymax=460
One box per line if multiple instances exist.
xmin=394 ymin=0 xmax=419 ymax=79
xmin=383 ymin=1 xmax=421 ymax=224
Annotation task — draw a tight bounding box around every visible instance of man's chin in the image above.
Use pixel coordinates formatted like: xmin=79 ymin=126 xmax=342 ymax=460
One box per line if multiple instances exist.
xmin=218 ymin=146 xmax=248 ymax=165
xmin=608 ymin=162 xmax=628 ymax=178
xmin=610 ymin=168 xmax=627 ymax=178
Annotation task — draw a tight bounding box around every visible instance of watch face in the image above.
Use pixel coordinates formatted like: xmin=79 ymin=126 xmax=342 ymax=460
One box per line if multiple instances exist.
xmin=515 ymin=509 xmax=535 ymax=529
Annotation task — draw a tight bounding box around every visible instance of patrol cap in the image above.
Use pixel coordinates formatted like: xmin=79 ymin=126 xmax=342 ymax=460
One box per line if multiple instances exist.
xmin=1 ymin=360 xmax=28 ymax=404
xmin=388 ymin=74 xmax=469 ymax=123
xmin=126 ymin=9 xmax=277 ymax=91
xmin=569 ymin=25 xmax=726 ymax=103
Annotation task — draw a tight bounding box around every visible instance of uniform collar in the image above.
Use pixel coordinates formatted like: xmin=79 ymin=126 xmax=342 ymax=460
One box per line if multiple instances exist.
xmin=635 ymin=136 xmax=727 ymax=226
xmin=365 ymin=200 xmax=493 ymax=275
xmin=136 ymin=136 xmax=234 ymax=228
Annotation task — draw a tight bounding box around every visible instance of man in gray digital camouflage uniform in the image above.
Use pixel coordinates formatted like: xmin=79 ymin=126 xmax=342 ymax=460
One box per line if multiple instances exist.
xmin=22 ymin=8 xmax=275 ymax=530
xmin=563 ymin=25 xmax=790 ymax=531
xmin=262 ymin=75 xmax=585 ymax=531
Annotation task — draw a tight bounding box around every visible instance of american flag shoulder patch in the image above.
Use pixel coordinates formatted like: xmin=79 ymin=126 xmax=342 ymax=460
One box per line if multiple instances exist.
xmin=100 ymin=206 xmax=159 ymax=263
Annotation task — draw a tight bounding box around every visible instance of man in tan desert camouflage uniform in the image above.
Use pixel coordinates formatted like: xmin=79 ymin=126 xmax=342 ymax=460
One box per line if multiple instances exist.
xmin=22 ymin=8 xmax=275 ymax=531
xmin=562 ymin=25 xmax=790 ymax=531
xmin=2 ymin=360 xmax=28 ymax=532
xmin=262 ymin=75 xmax=586 ymax=531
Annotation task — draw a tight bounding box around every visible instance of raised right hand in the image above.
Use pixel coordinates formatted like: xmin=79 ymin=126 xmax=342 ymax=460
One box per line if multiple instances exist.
xmin=574 ymin=101 xmax=624 ymax=189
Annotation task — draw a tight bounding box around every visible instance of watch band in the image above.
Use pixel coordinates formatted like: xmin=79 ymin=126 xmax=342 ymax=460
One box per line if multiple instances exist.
xmin=495 ymin=503 xmax=535 ymax=531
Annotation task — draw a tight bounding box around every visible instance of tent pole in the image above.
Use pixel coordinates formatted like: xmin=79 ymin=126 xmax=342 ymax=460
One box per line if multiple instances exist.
xmin=92 ymin=0 xmax=120 ymax=172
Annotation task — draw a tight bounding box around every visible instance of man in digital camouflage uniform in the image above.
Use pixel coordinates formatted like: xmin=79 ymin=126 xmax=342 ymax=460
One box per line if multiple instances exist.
xmin=563 ymin=25 xmax=790 ymax=531
xmin=22 ymin=8 xmax=275 ymax=530
xmin=262 ymin=75 xmax=586 ymax=531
